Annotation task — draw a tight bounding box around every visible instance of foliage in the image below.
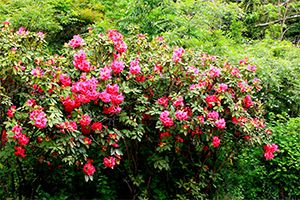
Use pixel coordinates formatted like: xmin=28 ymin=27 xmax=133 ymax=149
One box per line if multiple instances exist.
xmin=218 ymin=114 xmax=300 ymax=199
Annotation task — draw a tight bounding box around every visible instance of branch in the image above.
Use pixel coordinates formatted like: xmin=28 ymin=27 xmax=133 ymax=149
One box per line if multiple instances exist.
xmin=254 ymin=14 xmax=300 ymax=27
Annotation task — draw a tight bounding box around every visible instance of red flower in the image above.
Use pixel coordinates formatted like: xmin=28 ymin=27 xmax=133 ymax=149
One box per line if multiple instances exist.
xmin=104 ymin=156 xmax=116 ymax=168
xmin=91 ymin=122 xmax=103 ymax=131
xmin=14 ymin=146 xmax=26 ymax=157
xmin=213 ymin=136 xmax=220 ymax=148
xmin=83 ymin=163 xmax=95 ymax=175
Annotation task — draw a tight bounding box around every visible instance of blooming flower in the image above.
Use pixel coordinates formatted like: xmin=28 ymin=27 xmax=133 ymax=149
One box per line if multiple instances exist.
xmin=173 ymin=47 xmax=184 ymax=62
xmin=14 ymin=146 xmax=26 ymax=157
xmin=104 ymin=156 xmax=116 ymax=168
xmin=160 ymin=110 xmax=174 ymax=127
xmin=83 ymin=163 xmax=95 ymax=175
xmin=213 ymin=136 xmax=220 ymax=147
xmin=91 ymin=122 xmax=102 ymax=131
xmin=79 ymin=115 xmax=91 ymax=126
xmin=175 ymin=110 xmax=188 ymax=121
xmin=69 ymin=35 xmax=83 ymax=48
xmin=129 ymin=59 xmax=141 ymax=75
xmin=111 ymin=60 xmax=124 ymax=74
xmin=215 ymin=118 xmax=226 ymax=129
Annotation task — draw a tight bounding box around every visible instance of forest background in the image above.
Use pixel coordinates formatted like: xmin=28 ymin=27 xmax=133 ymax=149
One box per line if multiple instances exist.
xmin=0 ymin=0 xmax=300 ymax=199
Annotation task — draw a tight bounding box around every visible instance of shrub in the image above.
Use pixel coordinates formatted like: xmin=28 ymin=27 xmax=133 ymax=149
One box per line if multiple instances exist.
xmin=0 ymin=23 xmax=273 ymax=198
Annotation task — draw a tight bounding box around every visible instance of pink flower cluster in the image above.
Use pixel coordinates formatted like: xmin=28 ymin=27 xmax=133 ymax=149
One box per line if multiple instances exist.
xmin=160 ymin=110 xmax=174 ymax=127
xmin=12 ymin=125 xmax=29 ymax=146
xmin=111 ymin=60 xmax=124 ymax=74
xmin=213 ymin=136 xmax=220 ymax=147
xmin=205 ymin=95 xmax=221 ymax=108
xmin=129 ymin=59 xmax=141 ymax=75
xmin=173 ymin=47 xmax=184 ymax=62
xmin=71 ymin=76 xmax=99 ymax=104
xmin=30 ymin=110 xmax=47 ymax=128
xmin=247 ymin=64 xmax=257 ymax=72
xmin=83 ymin=163 xmax=95 ymax=175
xmin=58 ymin=74 xmax=72 ymax=87
xmin=17 ymin=27 xmax=28 ymax=36
xmin=36 ymin=31 xmax=46 ymax=39
xmin=32 ymin=67 xmax=44 ymax=78
xmin=104 ymin=156 xmax=116 ymax=168
xmin=73 ymin=49 xmax=92 ymax=72
xmin=187 ymin=66 xmax=199 ymax=75
xmin=69 ymin=35 xmax=83 ymax=48
xmin=158 ymin=97 xmax=170 ymax=107
xmin=100 ymin=66 xmax=111 ymax=80
xmin=215 ymin=83 xmax=228 ymax=93
xmin=57 ymin=121 xmax=77 ymax=133
xmin=79 ymin=115 xmax=92 ymax=126
xmin=7 ymin=106 xmax=16 ymax=117
xmin=244 ymin=95 xmax=254 ymax=108
xmin=175 ymin=110 xmax=188 ymax=121
xmin=62 ymin=95 xmax=81 ymax=112
xmin=215 ymin=119 xmax=226 ymax=129
xmin=100 ymin=84 xmax=124 ymax=114
xmin=107 ymin=29 xmax=127 ymax=53
xmin=204 ymin=67 xmax=220 ymax=78
xmin=264 ymin=143 xmax=278 ymax=159
xmin=173 ymin=96 xmax=183 ymax=107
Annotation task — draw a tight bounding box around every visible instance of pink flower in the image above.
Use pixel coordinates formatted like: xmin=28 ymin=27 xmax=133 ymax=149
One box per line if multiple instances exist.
xmin=73 ymin=49 xmax=91 ymax=72
xmin=11 ymin=47 xmax=16 ymax=52
xmin=129 ymin=59 xmax=141 ymax=75
xmin=111 ymin=60 xmax=124 ymax=74
xmin=175 ymin=110 xmax=188 ymax=120
xmin=215 ymin=83 xmax=228 ymax=93
xmin=3 ymin=21 xmax=9 ymax=26
xmin=69 ymin=35 xmax=83 ymax=48
xmin=104 ymin=156 xmax=116 ymax=168
xmin=263 ymin=143 xmax=277 ymax=160
xmin=158 ymin=97 xmax=168 ymax=107
xmin=208 ymin=111 xmax=219 ymax=120
xmin=83 ymin=163 xmax=95 ymax=175
xmin=205 ymin=95 xmax=221 ymax=108
xmin=17 ymin=27 xmax=27 ymax=36
xmin=173 ymin=47 xmax=184 ymax=62
xmin=247 ymin=64 xmax=257 ymax=72
xmin=79 ymin=115 xmax=91 ymax=126
xmin=160 ymin=110 xmax=174 ymax=127
xmin=110 ymin=93 xmax=124 ymax=104
xmin=36 ymin=31 xmax=46 ymax=39
xmin=99 ymin=90 xmax=111 ymax=103
xmin=197 ymin=115 xmax=205 ymax=123
xmin=215 ymin=118 xmax=226 ymax=129
xmin=213 ymin=136 xmax=220 ymax=148
xmin=100 ymin=67 xmax=111 ymax=80
xmin=32 ymin=67 xmax=44 ymax=77
xmin=106 ymin=84 xmax=119 ymax=94
xmin=253 ymin=78 xmax=259 ymax=84
xmin=7 ymin=106 xmax=16 ymax=117
xmin=173 ymin=96 xmax=183 ymax=107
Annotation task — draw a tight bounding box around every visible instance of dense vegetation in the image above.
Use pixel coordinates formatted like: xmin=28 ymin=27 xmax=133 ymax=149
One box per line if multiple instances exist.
xmin=0 ymin=0 xmax=299 ymax=199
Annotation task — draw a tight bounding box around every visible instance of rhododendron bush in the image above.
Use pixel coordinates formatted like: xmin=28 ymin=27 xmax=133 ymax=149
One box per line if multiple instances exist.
xmin=0 ymin=23 xmax=276 ymax=199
